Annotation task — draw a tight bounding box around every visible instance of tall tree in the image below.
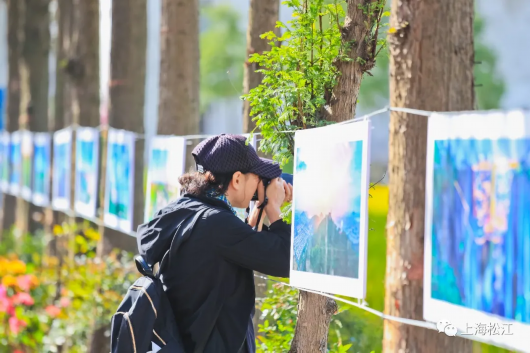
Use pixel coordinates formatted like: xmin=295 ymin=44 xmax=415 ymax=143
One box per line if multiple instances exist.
xmin=99 ymin=0 xmax=147 ymax=255
xmin=242 ymin=0 xmax=279 ymax=133
xmin=158 ymin=0 xmax=200 ymax=136
xmin=90 ymin=2 xmax=146 ymax=352
xmin=1 ymin=0 xmax=23 ymax=236
xmin=290 ymin=1 xmax=386 ymax=351
xmin=20 ymin=0 xmax=50 ymax=234
xmin=383 ymin=0 xmax=474 ymax=352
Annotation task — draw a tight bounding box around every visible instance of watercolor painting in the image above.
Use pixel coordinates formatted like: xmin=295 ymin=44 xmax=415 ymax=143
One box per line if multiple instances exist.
xmin=0 ymin=131 xmax=9 ymax=192
xmin=144 ymin=136 xmax=186 ymax=221
xmin=104 ymin=129 xmax=135 ymax=233
xmin=424 ymin=111 xmax=530 ymax=352
xmin=290 ymin=121 xmax=370 ymax=298
xmin=430 ymin=138 xmax=530 ymax=322
xmin=20 ymin=131 xmax=33 ymax=200
xmin=293 ymin=140 xmax=363 ymax=278
xmin=9 ymin=131 xmax=21 ymax=195
xmin=52 ymin=128 xmax=72 ymax=211
xmin=74 ymin=128 xmax=99 ymax=219
xmin=32 ymin=133 xmax=51 ymax=207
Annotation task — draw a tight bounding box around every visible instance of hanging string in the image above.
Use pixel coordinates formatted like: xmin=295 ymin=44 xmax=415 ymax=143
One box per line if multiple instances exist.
xmin=253 ymin=273 xmax=437 ymax=331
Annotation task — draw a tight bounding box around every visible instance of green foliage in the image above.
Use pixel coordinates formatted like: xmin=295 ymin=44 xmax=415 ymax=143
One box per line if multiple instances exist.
xmin=256 ymin=282 xmax=298 ymax=352
xmin=474 ymin=16 xmax=505 ymax=110
xmin=200 ymin=4 xmax=246 ymax=113
xmin=243 ymin=0 xmax=387 ymax=167
xmin=244 ymin=0 xmax=347 ymax=167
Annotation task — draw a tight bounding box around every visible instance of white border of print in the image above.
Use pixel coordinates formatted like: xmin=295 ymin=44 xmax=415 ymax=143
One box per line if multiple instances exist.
xmin=144 ymin=135 xmax=186 ymax=222
xmin=74 ymin=127 xmax=100 ymax=219
xmin=0 ymin=131 xmax=10 ymax=192
xmin=32 ymin=133 xmax=51 ymax=207
xmin=20 ymin=130 xmax=33 ymax=201
xmin=52 ymin=128 xmax=72 ymax=211
xmin=424 ymin=110 xmax=530 ymax=353
xmin=104 ymin=129 xmax=135 ymax=234
xmin=289 ymin=119 xmax=371 ymax=299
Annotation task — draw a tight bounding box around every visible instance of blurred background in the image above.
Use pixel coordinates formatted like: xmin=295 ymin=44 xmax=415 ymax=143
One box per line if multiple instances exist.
xmin=0 ymin=0 xmax=528 ymax=352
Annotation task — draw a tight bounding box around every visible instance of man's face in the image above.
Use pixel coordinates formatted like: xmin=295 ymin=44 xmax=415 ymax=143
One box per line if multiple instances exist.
xmin=226 ymin=172 xmax=260 ymax=209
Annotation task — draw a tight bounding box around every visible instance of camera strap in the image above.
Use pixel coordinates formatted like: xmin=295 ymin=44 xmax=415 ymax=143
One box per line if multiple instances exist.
xmin=252 ymin=182 xmax=269 ymax=232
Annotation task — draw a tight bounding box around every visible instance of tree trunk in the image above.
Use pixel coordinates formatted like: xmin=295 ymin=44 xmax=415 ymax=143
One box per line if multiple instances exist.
xmin=98 ymin=0 xmax=147 ymax=256
xmin=157 ymin=0 xmax=200 ymax=171
xmin=1 ymin=0 xmax=23 ymax=236
xmin=20 ymin=0 xmax=50 ymax=235
xmin=383 ymin=0 xmax=474 ymax=352
xmin=158 ymin=0 xmax=199 ymax=136
xmin=242 ymin=0 xmax=279 ymax=133
xmin=290 ymin=1 xmax=383 ymax=352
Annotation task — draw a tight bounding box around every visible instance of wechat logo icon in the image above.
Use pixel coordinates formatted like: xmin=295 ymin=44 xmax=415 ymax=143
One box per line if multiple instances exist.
xmin=437 ymin=320 xmax=458 ymax=337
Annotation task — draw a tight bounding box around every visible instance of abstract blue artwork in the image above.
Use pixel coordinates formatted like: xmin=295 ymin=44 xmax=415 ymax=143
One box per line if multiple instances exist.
xmin=74 ymin=128 xmax=99 ymax=219
xmin=32 ymin=133 xmax=51 ymax=207
xmin=424 ymin=111 xmax=530 ymax=351
xmin=104 ymin=129 xmax=135 ymax=233
xmin=52 ymin=128 xmax=72 ymax=211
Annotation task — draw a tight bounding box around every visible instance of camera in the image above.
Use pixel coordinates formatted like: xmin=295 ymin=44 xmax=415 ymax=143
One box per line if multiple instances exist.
xmin=251 ymin=173 xmax=293 ymax=201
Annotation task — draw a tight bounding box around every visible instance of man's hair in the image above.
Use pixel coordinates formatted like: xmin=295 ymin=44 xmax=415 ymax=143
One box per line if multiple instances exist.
xmin=179 ymin=171 xmax=235 ymax=197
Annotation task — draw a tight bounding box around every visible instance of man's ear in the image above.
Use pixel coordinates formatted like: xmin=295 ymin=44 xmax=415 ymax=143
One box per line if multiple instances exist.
xmin=231 ymin=171 xmax=243 ymax=190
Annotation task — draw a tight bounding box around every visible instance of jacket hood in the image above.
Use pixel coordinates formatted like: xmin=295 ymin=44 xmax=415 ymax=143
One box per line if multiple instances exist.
xmin=137 ymin=196 xmax=204 ymax=267
xmin=137 ymin=195 xmax=230 ymax=268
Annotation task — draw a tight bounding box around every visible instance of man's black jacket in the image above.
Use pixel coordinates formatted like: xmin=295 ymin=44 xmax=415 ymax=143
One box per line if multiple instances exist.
xmin=137 ymin=194 xmax=291 ymax=353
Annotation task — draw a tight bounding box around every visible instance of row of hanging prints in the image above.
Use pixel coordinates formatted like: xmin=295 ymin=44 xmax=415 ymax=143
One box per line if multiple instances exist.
xmin=0 ymin=110 xmax=528 ymax=351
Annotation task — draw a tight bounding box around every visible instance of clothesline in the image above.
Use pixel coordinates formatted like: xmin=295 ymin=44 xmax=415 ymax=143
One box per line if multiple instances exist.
xmin=253 ymin=274 xmax=437 ymax=331
xmin=23 ymin=105 xmax=435 ymax=141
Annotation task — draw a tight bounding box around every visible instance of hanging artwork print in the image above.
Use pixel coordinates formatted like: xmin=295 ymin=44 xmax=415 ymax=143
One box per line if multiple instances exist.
xmin=424 ymin=111 xmax=530 ymax=352
xmin=52 ymin=128 xmax=72 ymax=211
xmin=20 ymin=131 xmax=33 ymax=201
xmin=144 ymin=136 xmax=186 ymax=221
xmin=74 ymin=127 xmax=99 ymax=219
xmin=32 ymin=133 xmax=51 ymax=207
xmin=0 ymin=131 xmax=9 ymax=192
xmin=104 ymin=129 xmax=135 ymax=234
xmin=9 ymin=131 xmax=21 ymax=195
xmin=290 ymin=120 xmax=371 ymax=298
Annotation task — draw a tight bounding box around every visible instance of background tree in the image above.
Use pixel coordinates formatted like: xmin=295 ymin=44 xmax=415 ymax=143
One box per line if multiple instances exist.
xmin=1 ymin=0 xmax=22 ymax=236
xmin=99 ymin=0 xmax=146 ymax=255
xmin=158 ymin=0 xmax=199 ymax=136
xmin=158 ymin=0 xmax=200 ymax=171
xmin=242 ymin=0 xmax=279 ymax=133
xmin=20 ymin=0 xmax=50 ymax=235
xmin=383 ymin=0 xmax=474 ymax=352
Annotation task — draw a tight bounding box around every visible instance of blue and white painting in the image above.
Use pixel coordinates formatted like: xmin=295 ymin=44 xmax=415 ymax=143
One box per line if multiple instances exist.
xmin=0 ymin=131 xmax=9 ymax=192
xmin=290 ymin=120 xmax=370 ymax=298
xmin=104 ymin=129 xmax=135 ymax=234
xmin=20 ymin=131 xmax=33 ymax=201
xmin=424 ymin=111 xmax=530 ymax=352
xmin=32 ymin=133 xmax=51 ymax=207
xmin=75 ymin=127 xmax=99 ymax=219
xmin=52 ymin=128 xmax=72 ymax=211
xmin=9 ymin=131 xmax=21 ymax=195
